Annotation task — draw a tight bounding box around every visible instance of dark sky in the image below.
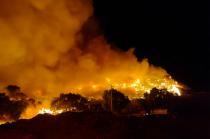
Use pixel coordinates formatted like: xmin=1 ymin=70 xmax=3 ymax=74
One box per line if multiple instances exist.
xmin=93 ymin=0 xmax=209 ymax=91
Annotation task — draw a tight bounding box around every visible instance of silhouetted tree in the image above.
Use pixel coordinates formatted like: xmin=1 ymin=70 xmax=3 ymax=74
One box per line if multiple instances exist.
xmin=141 ymin=88 xmax=175 ymax=114
xmin=5 ymin=85 xmax=27 ymax=100
xmin=87 ymin=99 xmax=104 ymax=112
xmin=0 ymin=93 xmax=28 ymax=121
xmin=51 ymin=93 xmax=88 ymax=112
xmin=0 ymin=93 xmax=10 ymax=116
xmin=6 ymin=85 xmax=20 ymax=93
xmin=124 ymin=99 xmax=144 ymax=114
xmin=0 ymin=85 xmax=37 ymax=121
xmin=102 ymin=88 xmax=130 ymax=113
xmin=9 ymin=100 xmax=28 ymax=120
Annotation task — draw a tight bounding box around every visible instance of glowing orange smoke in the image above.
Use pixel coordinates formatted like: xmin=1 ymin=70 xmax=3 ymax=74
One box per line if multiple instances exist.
xmin=0 ymin=0 xmax=183 ymax=100
xmin=0 ymin=0 xmax=184 ymax=124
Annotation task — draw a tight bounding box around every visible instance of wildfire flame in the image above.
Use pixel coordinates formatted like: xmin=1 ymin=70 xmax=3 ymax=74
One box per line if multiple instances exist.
xmin=38 ymin=108 xmax=54 ymax=115
xmin=0 ymin=0 xmax=184 ymax=124
xmin=67 ymin=77 xmax=182 ymax=98
xmin=0 ymin=0 xmax=183 ymax=100
xmin=38 ymin=108 xmax=64 ymax=115
xmin=169 ymin=85 xmax=181 ymax=96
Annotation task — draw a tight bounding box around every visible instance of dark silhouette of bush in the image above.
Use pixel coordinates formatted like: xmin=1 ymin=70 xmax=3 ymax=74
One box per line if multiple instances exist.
xmin=87 ymin=99 xmax=104 ymax=112
xmin=102 ymin=88 xmax=130 ymax=113
xmin=140 ymin=88 xmax=175 ymax=114
xmin=0 ymin=93 xmax=28 ymax=121
xmin=51 ymin=93 xmax=88 ymax=112
xmin=5 ymin=85 xmax=27 ymax=100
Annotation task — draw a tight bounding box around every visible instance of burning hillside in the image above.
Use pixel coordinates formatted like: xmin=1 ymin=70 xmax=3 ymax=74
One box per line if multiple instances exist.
xmin=0 ymin=0 xmax=184 ymax=124
xmin=0 ymin=0 xmax=182 ymax=98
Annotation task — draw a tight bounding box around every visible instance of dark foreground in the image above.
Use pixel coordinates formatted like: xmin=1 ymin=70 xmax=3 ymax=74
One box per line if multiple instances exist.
xmin=0 ymin=112 xmax=209 ymax=139
xmin=0 ymin=93 xmax=209 ymax=139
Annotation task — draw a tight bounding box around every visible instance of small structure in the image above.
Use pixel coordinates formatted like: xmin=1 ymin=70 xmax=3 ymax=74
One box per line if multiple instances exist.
xmin=151 ymin=108 xmax=168 ymax=115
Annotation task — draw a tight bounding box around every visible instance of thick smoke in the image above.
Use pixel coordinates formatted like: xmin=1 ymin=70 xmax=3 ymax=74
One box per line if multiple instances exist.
xmin=0 ymin=0 xmax=93 ymax=98
xmin=0 ymin=0 xmax=177 ymax=101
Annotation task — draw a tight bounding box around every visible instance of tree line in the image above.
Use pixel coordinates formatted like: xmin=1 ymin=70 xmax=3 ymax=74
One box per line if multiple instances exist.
xmin=0 ymin=85 xmax=179 ymax=121
xmin=50 ymin=87 xmax=179 ymax=115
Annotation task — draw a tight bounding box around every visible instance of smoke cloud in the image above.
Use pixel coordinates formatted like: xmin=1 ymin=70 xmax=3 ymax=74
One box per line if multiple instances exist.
xmin=0 ymin=0 xmax=178 ymax=101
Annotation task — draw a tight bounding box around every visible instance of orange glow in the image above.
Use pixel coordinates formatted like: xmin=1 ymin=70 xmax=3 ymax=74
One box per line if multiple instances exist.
xmin=0 ymin=0 xmax=183 ymax=100
xmin=0 ymin=0 xmax=184 ymax=123
xmin=169 ymin=85 xmax=181 ymax=96
xmin=37 ymin=108 xmax=64 ymax=115
xmin=38 ymin=108 xmax=54 ymax=115
xmin=66 ymin=77 xmax=182 ymax=98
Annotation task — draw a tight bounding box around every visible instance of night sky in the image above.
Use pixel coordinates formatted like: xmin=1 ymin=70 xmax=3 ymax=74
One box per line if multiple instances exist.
xmin=93 ymin=0 xmax=209 ymax=91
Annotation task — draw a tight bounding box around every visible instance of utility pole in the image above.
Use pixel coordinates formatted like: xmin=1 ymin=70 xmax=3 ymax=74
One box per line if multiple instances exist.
xmin=109 ymin=85 xmax=113 ymax=112
xmin=110 ymin=89 xmax=112 ymax=112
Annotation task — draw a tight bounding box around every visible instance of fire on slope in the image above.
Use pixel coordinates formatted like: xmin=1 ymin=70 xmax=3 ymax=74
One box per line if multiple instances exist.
xmin=0 ymin=0 xmax=184 ymax=123
xmin=34 ymin=86 xmax=180 ymax=116
xmin=0 ymin=83 xmax=182 ymax=124
xmin=0 ymin=0 xmax=183 ymax=100
xmin=38 ymin=108 xmax=64 ymax=115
